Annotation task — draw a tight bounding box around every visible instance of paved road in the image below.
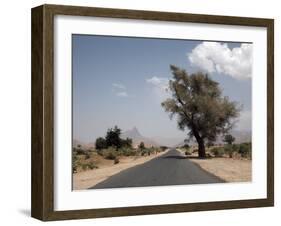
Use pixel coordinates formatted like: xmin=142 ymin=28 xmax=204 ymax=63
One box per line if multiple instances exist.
xmin=91 ymin=149 xmax=224 ymax=189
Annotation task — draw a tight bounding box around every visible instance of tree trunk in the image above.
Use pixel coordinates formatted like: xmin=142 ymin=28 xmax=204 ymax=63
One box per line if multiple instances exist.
xmin=191 ymin=124 xmax=206 ymax=158
xmin=197 ymin=138 xmax=206 ymax=158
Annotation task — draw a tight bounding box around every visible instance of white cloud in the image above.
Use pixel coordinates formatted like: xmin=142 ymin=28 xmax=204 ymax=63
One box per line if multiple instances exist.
xmin=146 ymin=76 xmax=170 ymax=99
xmin=188 ymin=42 xmax=252 ymax=80
xmin=112 ymin=83 xmax=128 ymax=97
xmin=112 ymin=83 xmax=126 ymax=89
xmin=116 ymin=91 xmax=128 ymax=97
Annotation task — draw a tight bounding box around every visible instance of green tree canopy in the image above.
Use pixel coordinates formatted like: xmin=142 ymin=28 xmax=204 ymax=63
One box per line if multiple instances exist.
xmin=161 ymin=65 xmax=240 ymax=157
xmin=105 ymin=126 xmax=122 ymax=150
xmin=95 ymin=137 xmax=107 ymax=150
xmin=223 ymin=134 xmax=235 ymax=145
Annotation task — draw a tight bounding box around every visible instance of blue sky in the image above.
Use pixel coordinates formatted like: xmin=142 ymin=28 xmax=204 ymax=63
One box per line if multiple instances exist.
xmin=72 ymin=35 xmax=252 ymax=143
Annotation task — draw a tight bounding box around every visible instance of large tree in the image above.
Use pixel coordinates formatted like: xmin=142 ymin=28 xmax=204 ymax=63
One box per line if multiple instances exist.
xmin=105 ymin=126 xmax=122 ymax=150
xmin=162 ymin=65 xmax=240 ymax=158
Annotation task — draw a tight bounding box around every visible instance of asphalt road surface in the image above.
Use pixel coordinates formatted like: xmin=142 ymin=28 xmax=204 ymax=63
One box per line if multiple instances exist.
xmin=91 ymin=149 xmax=224 ymax=189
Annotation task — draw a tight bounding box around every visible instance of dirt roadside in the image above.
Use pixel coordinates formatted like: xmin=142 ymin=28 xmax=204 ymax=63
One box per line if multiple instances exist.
xmin=73 ymin=150 xmax=168 ymax=190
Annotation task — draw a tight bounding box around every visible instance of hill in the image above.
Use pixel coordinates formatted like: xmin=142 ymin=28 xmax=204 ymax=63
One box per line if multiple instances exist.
xmin=121 ymin=127 xmax=159 ymax=148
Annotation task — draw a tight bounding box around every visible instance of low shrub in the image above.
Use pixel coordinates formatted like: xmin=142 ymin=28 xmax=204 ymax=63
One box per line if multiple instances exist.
xmin=76 ymin=149 xmax=86 ymax=155
xmin=239 ymin=143 xmax=252 ymax=159
xmin=140 ymin=148 xmax=155 ymax=156
xmin=192 ymin=149 xmax=198 ymax=153
xmin=88 ymin=161 xmax=98 ymax=170
xmin=81 ymin=163 xmax=88 ymax=171
xmin=72 ymin=153 xmax=79 ymax=173
xmin=210 ymin=143 xmax=252 ymax=159
xmin=85 ymin=152 xmax=91 ymax=159
xmin=97 ymin=149 xmax=103 ymax=156
xmin=120 ymin=147 xmax=136 ymax=156
xmin=104 ymin=150 xmax=117 ymax=160
xmin=224 ymin=144 xmax=234 ymax=158
xmin=97 ymin=147 xmax=118 ymax=160
xmin=228 ymin=144 xmax=239 ymax=158
xmin=148 ymin=147 xmax=155 ymax=154
xmin=72 ymin=164 xmax=78 ymax=173
xmin=77 ymin=161 xmax=98 ymax=171
xmin=211 ymin=147 xmax=225 ymax=157
xmin=139 ymin=149 xmax=146 ymax=156
xmin=231 ymin=144 xmax=239 ymax=152
xmin=181 ymin=144 xmax=190 ymax=149
xmin=185 ymin=150 xmax=191 ymax=156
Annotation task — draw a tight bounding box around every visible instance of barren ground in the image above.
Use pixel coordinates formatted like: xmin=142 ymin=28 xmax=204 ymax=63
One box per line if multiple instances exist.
xmin=189 ymin=157 xmax=252 ymax=182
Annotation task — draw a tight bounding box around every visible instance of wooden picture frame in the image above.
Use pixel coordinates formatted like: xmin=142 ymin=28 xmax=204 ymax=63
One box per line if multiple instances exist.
xmin=31 ymin=4 xmax=274 ymax=221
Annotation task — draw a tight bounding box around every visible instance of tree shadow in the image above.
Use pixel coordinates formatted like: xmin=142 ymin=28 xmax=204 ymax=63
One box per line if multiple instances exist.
xmin=162 ymin=155 xmax=188 ymax=159
xmin=185 ymin=156 xmax=213 ymax=159
xmin=162 ymin=154 xmax=213 ymax=160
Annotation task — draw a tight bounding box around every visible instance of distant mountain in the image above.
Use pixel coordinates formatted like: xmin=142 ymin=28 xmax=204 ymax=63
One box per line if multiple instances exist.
xmin=121 ymin=127 xmax=159 ymax=148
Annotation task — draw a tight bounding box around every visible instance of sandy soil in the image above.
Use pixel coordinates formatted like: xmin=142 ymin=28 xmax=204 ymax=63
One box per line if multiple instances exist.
xmin=189 ymin=157 xmax=252 ymax=182
xmin=73 ymin=150 xmax=168 ymax=190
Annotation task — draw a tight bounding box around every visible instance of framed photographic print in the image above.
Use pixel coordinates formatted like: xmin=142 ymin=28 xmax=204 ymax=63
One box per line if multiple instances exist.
xmin=31 ymin=4 xmax=274 ymax=221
